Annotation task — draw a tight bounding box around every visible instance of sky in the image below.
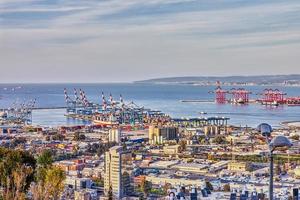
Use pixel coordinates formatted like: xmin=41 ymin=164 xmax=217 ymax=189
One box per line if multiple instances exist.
xmin=0 ymin=0 xmax=300 ymax=83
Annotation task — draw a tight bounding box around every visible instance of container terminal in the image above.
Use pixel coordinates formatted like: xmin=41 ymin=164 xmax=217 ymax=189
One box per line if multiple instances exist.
xmin=209 ymin=84 xmax=300 ymax=106
xmin=0 ymin=99 xmax=36 ymax=125
xmin=63 ymin=88 xmax=230 ymax=132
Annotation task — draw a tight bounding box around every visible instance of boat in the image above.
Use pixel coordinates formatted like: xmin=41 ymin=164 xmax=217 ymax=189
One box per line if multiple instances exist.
xmin=93 ymin=120 xmax=119 ymax=126
xmin=261 ymin=101 xmax=279 ymax=107
xmin=236 ymin=98 xmax=245 ymax=104
xmin=93 ymin=114 xmax=119 ymax=126
xmin=199 ymin=111 xmax=207 ymax=115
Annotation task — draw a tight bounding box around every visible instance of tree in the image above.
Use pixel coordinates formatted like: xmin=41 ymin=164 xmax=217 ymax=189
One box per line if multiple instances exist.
xmin=0 ymin=148 xmax=66 ymax=200
xmin=108 ymin=185 xmax=113 ymax=200
xmin=140 ymin=179 xmax=151 ymax=198
xmin=199 ymin=137 xmax=207 ymax=144
xmin=163 ymin=183 xmax=172 ymax=195
xmin=37 ymin=149 xmax=53 ymax=168
xmin=205 ymin=181 xmax=213 ymax=191
xmin=2 ymin=164 xmax=33 ymax=200
xmin=73 ymin=132 xmax=86 ymax=141
xmin=290 ymin=135 xmax=299 ymax=141
xmin=36 ymin=149 xmax=53 ymax=182
xmin=30 ymin=166 xmax=66 ymax=200
xmin=178 ymin=140 xmax=186 ymax=151
xmin=9 ymin=137 xmax=27 ymax=149
xmin=212 ymin=135 xmax=227 ymax=144
xmin=0 ymin=148 xmax=36 ymax=192
xmin=32 ymin=150 xmax=65 ymax=200
xmin=44 ymin=166 xmax=66 ymax=200
xmin=52 ymin=134 xmax=65 ymax=141
xmin=87 ymin=142 xmax=116 ymax=156
xmin=275 ymin=164 xmax=281 ymax=176
xmin=223 ymin=184 xmax=230 ymax=192
xmin=207 ymin=154 xmax=214 ymax=160
xmin=30 ymin=181 xmax=48 ymax=200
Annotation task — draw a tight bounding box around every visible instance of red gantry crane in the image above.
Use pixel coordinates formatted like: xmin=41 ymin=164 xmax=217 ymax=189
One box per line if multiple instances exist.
xmin=258 ymin=89 xmax=287 ymax=105
xmin=229 ymin=88 xmax=251 ymax=104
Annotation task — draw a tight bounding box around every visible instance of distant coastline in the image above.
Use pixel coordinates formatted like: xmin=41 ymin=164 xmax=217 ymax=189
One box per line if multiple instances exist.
xmin=281 ymin=121 xmax=300 ymax=128
xmin=135 ymin=74 xmax=300 ymax=86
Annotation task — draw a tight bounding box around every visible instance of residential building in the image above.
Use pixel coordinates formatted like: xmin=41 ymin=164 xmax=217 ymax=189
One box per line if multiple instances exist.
xmin=104 ymin=146 xmax=133 ymax=199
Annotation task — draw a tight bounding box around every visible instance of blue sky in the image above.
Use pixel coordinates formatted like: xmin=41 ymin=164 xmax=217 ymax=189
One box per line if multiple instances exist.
xmin=0 ymin=0 xmax=300 ymax=82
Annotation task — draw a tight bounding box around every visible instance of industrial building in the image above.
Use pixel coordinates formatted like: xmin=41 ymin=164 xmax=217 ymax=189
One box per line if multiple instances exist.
xmin=148 ymin=125 xmax=178 ymax=144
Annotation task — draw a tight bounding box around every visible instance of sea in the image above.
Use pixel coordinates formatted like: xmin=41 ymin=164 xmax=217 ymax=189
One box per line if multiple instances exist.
xmin=0 ymin=83 xmax=299 ymax=128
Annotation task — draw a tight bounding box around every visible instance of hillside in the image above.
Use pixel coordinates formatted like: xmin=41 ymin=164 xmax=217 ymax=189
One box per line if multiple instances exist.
xmin=135 ymin=75 xmax=300 ymax=86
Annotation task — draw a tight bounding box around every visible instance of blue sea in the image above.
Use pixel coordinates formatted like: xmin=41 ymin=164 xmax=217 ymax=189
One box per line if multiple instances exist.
xmin=0 ymin=83 xmax=299 ymax=128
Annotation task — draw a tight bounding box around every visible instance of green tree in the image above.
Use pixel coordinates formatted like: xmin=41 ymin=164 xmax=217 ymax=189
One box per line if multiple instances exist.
xmin=108 ymin=185 xmax=113 ymax=200
xmin=207 ymin=154 xmax=214 ymax=160
xmin=140 ymin=179 xmax=151 ymax=198
xmin=178 ymin=140 xmax=186 ymax=151
xmin=199 ymin=137 xmax=207 ymax=144
xmin=52 ymin=134 xmax=65 ymax=141
xmin=2 ymin=164 xmax=34 ymax=200
xmin=44 ymin=166 xmax=66 ymax=200
xmin=212 ymin=135 xmax=227 ymax=144
xmin=9 ymin=137 xmax=27 ymax=149
xmin=30 ymin=166 xmax=66 ymax=200
xmin=73 ymin=132 xmax=86 ymax=141
xmin=205 ymin=181 xmax=213 ymax=191
xmin=0 ymin=148 xmax=36 ymax=192
xmin=36 ymin=149 xmax=53 ymax=182
xmin=290 ymin=135 xmax=299 ymax=141
xmin=37 ymin=149 xmax=53 ymax=168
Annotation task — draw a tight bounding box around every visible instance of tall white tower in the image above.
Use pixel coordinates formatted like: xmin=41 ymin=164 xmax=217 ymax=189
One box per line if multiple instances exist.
xmin=104 ymin=146 xmax=123 ymax=199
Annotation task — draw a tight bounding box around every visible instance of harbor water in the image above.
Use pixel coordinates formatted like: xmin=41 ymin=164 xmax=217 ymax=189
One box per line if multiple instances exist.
xmin=0 ymin=83 xmax=299 ymax=128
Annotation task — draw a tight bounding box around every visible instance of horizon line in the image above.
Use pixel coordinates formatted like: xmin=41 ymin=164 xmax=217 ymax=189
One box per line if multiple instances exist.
xmin=0 ymin=73 xmax=299 ymax=84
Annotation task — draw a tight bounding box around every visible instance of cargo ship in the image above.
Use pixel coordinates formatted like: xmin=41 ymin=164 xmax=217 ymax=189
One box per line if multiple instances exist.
xmin=93 ymin=114 xmax=119 ymax=126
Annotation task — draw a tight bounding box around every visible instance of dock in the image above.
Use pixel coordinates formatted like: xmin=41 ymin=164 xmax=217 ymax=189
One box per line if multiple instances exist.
xmin=180 ymin=100 xmax=214 ymax=103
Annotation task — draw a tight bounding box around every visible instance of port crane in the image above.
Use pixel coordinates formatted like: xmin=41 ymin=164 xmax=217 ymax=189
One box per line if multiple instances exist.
xmin=257 ymin=89 xmax=287 ymax=105
xmin=229 ymin=88 xmax=251 ymax=104
xmin=64 ymin=88 xmax=167 ymax=127
xmin=3 ymin=99 xmax=36 ymax=124
xmin=210 ymin=85 xmax=228 ymax=104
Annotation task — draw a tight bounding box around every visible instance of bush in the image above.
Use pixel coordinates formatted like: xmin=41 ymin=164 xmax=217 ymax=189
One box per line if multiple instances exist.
xmin=223 ymin=184 xmax=230 ymax=192
xmin=290 ymin=135 xmax=299 ymax=141
xmin=212 ymin=135 xmax=227 ymax=144
xmin=73 ymin=132 xmax=86 ymax=141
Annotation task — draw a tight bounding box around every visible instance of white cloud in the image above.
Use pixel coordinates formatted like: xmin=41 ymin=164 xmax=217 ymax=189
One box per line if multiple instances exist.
xmin=0 ymin=6 xmax=89 ymax=13
xmin=0 ymin=0 xmax=300 ymax=82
